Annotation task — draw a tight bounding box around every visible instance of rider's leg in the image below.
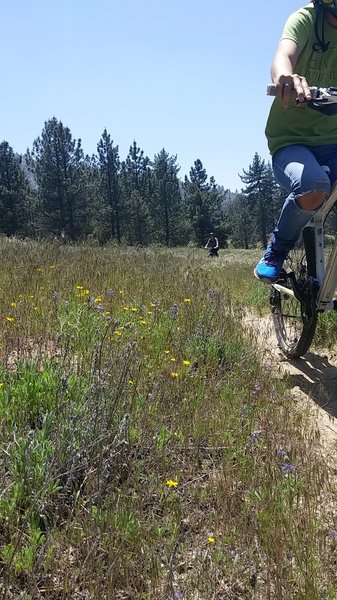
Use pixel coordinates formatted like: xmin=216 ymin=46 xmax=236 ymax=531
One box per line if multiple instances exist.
xmin=270 ymin=145 xmax=331 ymax=252
xmin=255 ymin=145 xmax=331 ymax=283
xmin=318 ymin=143 xmax=337 ymax=189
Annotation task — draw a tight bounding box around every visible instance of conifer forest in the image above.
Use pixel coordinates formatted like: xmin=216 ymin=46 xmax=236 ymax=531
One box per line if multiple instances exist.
xmin=1 ymin=117 xmax=298 ymax=248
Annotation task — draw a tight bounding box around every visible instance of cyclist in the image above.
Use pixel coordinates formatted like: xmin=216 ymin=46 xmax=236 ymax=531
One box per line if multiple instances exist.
xmin=255 ymin=0 xmax=337 ymax=283
xmin=205 ymin=232 xmax=219 ymax=257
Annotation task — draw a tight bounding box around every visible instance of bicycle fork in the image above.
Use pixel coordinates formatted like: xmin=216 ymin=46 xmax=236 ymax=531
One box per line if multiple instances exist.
xmin=312 ymin=184 xmax=337 ymax=311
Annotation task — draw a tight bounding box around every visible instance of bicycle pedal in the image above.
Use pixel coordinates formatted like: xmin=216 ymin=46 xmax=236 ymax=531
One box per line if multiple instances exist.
xmin=277 ymin=270 xmax=288 ymax=283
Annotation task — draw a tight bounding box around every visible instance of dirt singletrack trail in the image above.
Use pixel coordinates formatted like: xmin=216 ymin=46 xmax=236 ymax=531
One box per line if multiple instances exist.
xmin=245 ymin=311 xmax=337 ymax=466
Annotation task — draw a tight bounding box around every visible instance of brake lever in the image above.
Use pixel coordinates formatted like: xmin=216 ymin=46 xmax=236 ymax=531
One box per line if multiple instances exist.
xmin=296 ymin=88 xmax=337 ymax=105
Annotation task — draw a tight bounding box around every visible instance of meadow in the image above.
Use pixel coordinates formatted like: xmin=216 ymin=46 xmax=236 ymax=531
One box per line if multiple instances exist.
xmin=0 ymin=239 xmax=337 ymax=599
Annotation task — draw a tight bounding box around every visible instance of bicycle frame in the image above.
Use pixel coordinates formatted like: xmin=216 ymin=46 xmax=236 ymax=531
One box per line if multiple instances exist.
xmin=273 ymin=184 xmax=337 ymax=312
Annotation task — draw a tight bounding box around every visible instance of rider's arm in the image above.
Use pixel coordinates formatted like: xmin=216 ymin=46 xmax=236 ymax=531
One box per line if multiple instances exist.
xmin=271 ymin=38 xmax=311 ymax=108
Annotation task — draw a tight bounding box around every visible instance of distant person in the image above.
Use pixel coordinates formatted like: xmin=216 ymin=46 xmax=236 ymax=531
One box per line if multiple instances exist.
xmin=255 ymin=0 xmax=337 ymax=283
xmin=205 ymin=232 xmax=219 ymax=257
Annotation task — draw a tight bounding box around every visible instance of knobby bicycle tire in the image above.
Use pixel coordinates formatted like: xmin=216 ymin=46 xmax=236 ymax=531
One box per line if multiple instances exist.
xmin=270 ymin=227 xmax=318 ymax=359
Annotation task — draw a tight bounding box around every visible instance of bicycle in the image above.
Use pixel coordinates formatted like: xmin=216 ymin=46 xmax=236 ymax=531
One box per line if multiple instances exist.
xmin=205 ymin=233 xmax=219 ymax=258
xmin=267 ymin=84 xmax=337 ymax=358
xmin=207 ymin=247 xmax=219 ymax=258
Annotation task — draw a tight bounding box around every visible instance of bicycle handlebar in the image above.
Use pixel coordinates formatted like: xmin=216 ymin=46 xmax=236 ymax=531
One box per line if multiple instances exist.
xmin=267 ymin=83 xmax=337 ymax=104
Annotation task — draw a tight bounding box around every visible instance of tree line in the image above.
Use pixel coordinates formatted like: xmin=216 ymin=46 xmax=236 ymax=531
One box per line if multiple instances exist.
xmin=1 ymin=117 xmax=298 ymax=248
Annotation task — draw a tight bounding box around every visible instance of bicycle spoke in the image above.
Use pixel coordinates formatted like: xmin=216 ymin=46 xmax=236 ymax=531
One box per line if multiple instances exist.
xmin=270 ymin=229 xmax=318 ymax=358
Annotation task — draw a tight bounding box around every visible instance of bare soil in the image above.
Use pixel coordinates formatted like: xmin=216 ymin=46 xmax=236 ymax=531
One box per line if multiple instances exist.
xmin=245 ymin=312 xmax=337 ymax=466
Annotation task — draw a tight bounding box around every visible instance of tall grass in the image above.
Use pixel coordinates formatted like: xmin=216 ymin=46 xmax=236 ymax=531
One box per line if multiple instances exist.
xmin=0 ymin=240 xmax=335 ymax=599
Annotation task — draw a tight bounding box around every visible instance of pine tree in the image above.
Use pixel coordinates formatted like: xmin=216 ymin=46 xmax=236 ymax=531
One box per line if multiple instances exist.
xmin=127 ymin=190 xmax=153 ymax=245
xmin=0 ymin=141 xmax=35 ymax=236
xmin=151 ymin=149 xmax=185 ymax=245
xmin=261 ymin=162 xmax=285 ymax=239
xmin=120 ymin=141 xmax=153 ymax=244
xmin=183 ymin=159 xmax=222 ymax=245
xmin=240 ymin=153 xmax=269 ymax=247
xmin=97 ymin=129 xmax=122 ymax=241
xmin=225 ymin=194 xmax=253 ymax=249
xmin=227 ymin=155 xmax=285 ymax=248
xmin=77 ymin=154 xmax=106 ymax=241
xmin=28 ymin=118 xmax=85 ymax=240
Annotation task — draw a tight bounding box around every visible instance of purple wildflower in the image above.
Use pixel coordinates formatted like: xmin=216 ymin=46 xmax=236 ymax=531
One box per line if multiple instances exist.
xmin=328 ymin=530 xmax=337 ymax=539
xmin=147 ymin=393 xmax=154 ymax=404
xmin=250 ymin=430 xmax=261 ymax=443
xmin=107 ymin=289 xmax=115 ymax=298
xmin=281 ymin=463 xmax=296 ymax=473
xmin=229 ymin=549 xmax=237 ymax=559
xmin=87 ymin=296 xmax=95 ymax=308
xmin=170 ymin=303 xmax=179 ymax=319
xmin=276 ymin=449 xmax=286 ymax=458
xmin=61 ymin=374 xmax=68 ymax=391
xmin=52 ymin=291 xmax=59 ymax=300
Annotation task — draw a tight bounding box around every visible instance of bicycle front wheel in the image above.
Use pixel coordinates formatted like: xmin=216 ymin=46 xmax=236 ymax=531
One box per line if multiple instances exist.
xmin=270 ymin=227 xmax=318 ymax=359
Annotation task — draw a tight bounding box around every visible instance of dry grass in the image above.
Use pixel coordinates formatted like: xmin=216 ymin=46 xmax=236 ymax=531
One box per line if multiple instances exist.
xmin=0 ymin=239 xmax=336 ymax=599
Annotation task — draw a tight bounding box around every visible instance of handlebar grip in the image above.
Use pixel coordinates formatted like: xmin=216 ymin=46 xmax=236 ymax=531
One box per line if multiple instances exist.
xmin=267 ymin=84 xmax=278 ymax=96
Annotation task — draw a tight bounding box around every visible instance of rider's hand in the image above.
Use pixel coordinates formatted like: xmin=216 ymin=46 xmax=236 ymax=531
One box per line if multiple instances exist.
xmin=275 ymin=74 xmax=312 ymax=108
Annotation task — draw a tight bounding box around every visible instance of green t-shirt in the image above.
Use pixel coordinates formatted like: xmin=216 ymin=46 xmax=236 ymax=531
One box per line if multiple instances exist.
xmin=265 ymin=4 xmax=337 ymax=155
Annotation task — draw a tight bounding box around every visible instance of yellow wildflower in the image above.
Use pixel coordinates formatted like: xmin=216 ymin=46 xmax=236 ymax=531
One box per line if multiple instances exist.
xmin=77 ymin=289 xmax=90 ymax=297
xmin=170 ymin=372 xmax=179 ymax=378
xmin=170 ymin=357 xmax=176 ymax=362
xmin=94 ymin=297 xmax=102 ymax=303
xmin=6 ymin=317 xmax=14 ymax=322
xmin=131 ymin=307 xmax=137 ymax=312
xmin=166 ymin=479 xmax=178 ymax=488
xmin=183 ymin=298 xmax=191 ymax=303
xmin=208 ymin=537 xmax=215 ymax=544
xmin=164 ymin=350 xmax=170 ymax=354
xmin=10 ymin=302 xmax=16 ymax=308
xmin=182 ymin=360 xmax=191 ymax=366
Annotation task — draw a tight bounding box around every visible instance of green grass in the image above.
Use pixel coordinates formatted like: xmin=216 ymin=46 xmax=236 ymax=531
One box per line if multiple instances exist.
xmin=0 ymin=240 xmax=335 ymax=599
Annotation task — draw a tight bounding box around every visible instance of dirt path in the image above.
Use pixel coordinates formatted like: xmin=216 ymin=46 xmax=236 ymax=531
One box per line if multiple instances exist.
xmin=245 ymin=312 xmax=337 ymax=465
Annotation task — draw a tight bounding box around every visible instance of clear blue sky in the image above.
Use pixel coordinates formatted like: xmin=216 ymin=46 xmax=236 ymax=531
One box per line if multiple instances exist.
xmin=2 ymin=1 xmax=305 ymax=191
